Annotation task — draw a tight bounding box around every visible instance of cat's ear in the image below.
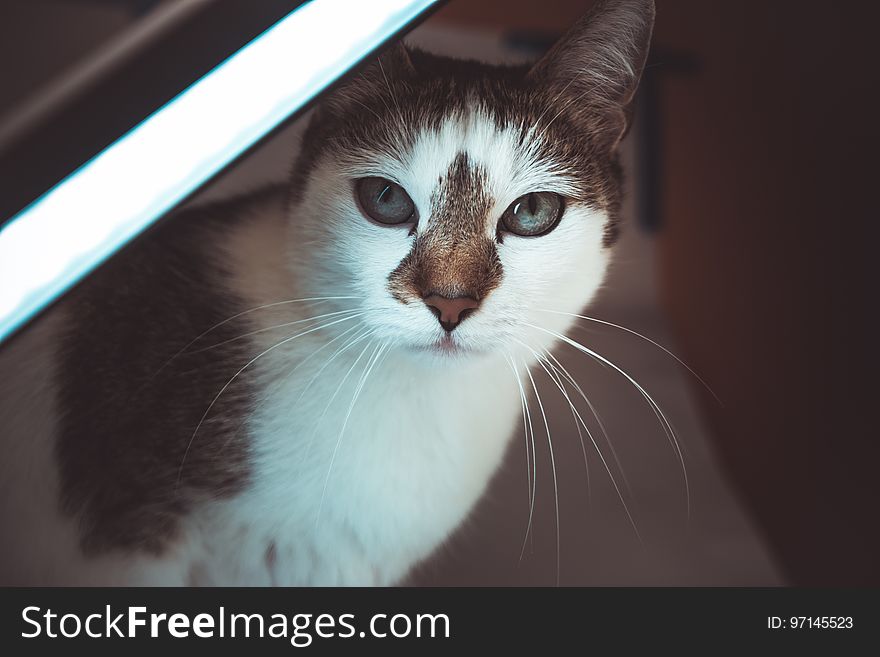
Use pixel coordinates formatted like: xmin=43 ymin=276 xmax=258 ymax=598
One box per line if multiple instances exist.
xmin=528 ymin=0 xmax=655 ymax=148
xmin=374 ymin=41 xmax=417 ymax=79
xmin=322 ymin=42 xmax=415 ymax=116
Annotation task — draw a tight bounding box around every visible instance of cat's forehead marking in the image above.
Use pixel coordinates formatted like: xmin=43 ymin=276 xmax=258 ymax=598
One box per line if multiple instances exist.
xmin=387 ymin=150 xmax=502 ymax=304
xmin=429 ymin=151 xmax=491 ymax=236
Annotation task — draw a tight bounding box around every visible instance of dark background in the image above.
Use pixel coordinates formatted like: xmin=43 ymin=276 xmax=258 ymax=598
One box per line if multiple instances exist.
xmin=1 ymin=0 xmax=877 ymax=586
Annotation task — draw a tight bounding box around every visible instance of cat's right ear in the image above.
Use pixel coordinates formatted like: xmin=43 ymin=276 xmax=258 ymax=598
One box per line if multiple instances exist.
xmin=528 ymin=0 xmax=655 ymax=149
xmin=321 ymin=42 xmax=415 ymax=117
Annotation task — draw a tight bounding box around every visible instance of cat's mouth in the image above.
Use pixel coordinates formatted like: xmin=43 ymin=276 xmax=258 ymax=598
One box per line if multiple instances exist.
xmin=434 ymin=334 xmax=462 ymax=354
xmin=413 ymin=333 xmax=471 ymax=357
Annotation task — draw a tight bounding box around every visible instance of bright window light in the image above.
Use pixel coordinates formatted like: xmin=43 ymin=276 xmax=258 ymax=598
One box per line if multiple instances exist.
xmin=0 ymin=0 xmax=438 ymax=344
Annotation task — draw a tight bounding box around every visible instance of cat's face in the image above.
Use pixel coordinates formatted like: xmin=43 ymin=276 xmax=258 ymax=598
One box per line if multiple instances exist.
xmin=288 ymin=0 xmax=654 ymax=363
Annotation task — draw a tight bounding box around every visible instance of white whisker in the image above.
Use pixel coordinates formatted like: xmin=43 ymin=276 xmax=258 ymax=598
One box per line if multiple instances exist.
xmin=513 ymin=340 xmax=593 ymax=506
xmin=175 ymin=313 xmax=362 ymax=489
xmin=143 ymin=295 xmax=359 ymax=387
xmin=187 ymin=308 xmax=365 ymax=354
xmin=220 ymin=321 xmax=367 ymax=453
xmin=537 ymin=308 xmax=721 ymax=404
xmin=526 ymin=342 xmax=643 ymax=546
xmin=302 ymin=336 xmax=376 ymax=464
xmin=538 ymin=352 xmax=592 ymax=507
xmin=526 ymin=322 xmax=691 ymax=520
xmin=544 ymin=350 xmax=632 ymax=498
xmin=294 ymin=326 xmax=376 ymax=410
xmin=524 ymin=363 xmax=560 ymax=586
xmin=504 ymin=355 xmax=537 ymax=561
xmin=315 ymin=340 xmax=389 ymax=529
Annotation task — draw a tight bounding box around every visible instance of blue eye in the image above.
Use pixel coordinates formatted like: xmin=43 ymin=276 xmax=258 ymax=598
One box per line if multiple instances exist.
xmin=500 ymin=192 xmax=564 ymax=237
xmin=356 ymin=177 xmax=416 ymax=226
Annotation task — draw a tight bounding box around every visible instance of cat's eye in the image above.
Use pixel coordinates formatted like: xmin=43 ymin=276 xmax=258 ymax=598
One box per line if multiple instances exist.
xmin=355 ymin=177 xmax=416 ymax=226
xmin=500 ymin=192 xmax=564 ymax=237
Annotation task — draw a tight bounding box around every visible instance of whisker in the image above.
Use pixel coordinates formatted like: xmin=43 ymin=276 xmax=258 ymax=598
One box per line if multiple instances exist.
xmin=524 ymin=362 xmax=561 ymax=586
xmin=536 ymin=351 xmax=592 ymax=509
xmin=315 ymin=340 xmax=389 ymax=529
xmin=544 ymin=350 xmax=632 ymax=498
xmin=526 ymin=322 xmax=691 ymax=520
xmin=187 ymin=308 xmax=365 ymax=355
xmin=504 ymin=355 xmax=538 ymax=561
xmin=302 ymin=336 xmax=377 ymax=464
xmin=219 ymin=322 xmax=367 ymax=454
xmin=536 ymin=308 xmax=721 ymax=404
xmin=175 ymin=313 xmax=363 ymax=489
xmin=522 ymin=341 xmax=643 ymax=545
xmin=512 ymin=340 xmax=593 ymax=507
xmin=142 ymin=296 xmax=359 ymax=388
xmin=293 ymin=326 xmax=376 ymax=410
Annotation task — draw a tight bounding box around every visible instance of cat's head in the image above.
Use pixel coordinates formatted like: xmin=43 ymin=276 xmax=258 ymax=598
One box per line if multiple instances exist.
xmin=288 ymin=0 xmax=654 ymax=362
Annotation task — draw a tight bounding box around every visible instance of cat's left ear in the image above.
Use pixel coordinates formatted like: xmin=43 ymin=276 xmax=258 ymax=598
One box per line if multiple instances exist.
xmin=528 ymin=0 xmax=655 ymax=149
xmin=374 ymin=41 xmax=417 ymax=78
xmin=322 ymin=42 xmax=415 ymax=116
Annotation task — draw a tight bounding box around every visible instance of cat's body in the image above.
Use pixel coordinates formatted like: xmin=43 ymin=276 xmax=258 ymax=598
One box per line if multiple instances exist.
xmin=0 ymin=0 xmax=654 ymax=585
xmin=1 ymin=187 xmax=525 ymax=586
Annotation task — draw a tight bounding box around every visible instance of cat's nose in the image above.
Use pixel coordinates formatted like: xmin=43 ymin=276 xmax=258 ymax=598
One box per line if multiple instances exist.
xmin=423 ymin=294 xmax=480 ymax=332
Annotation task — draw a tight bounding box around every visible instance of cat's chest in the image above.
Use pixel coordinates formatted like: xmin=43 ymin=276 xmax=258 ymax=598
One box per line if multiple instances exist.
xmin=189 ymin=348 xmax=521 ymax=585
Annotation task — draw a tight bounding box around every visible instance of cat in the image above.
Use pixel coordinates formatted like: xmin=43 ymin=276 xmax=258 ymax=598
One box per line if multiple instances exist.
xmin=0 ymin=0 xmax=654 ymax=585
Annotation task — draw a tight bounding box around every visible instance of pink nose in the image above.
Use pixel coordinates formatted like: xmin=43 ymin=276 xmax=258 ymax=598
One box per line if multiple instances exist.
xmin=423 ymin=294 xmax=480 ymax=332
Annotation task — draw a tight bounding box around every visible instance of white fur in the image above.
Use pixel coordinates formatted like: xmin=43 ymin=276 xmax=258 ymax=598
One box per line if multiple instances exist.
xmin=0 ymin=110 xmax=611 ymax=585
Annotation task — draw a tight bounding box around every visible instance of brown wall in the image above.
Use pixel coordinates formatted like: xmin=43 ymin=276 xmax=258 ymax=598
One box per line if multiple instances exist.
xmin=653 ymin=0 xmax=879 ymax=585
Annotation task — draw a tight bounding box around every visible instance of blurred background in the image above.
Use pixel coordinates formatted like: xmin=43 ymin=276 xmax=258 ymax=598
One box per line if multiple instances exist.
xmin=1 ymin=0 xmax=877 ymax=585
